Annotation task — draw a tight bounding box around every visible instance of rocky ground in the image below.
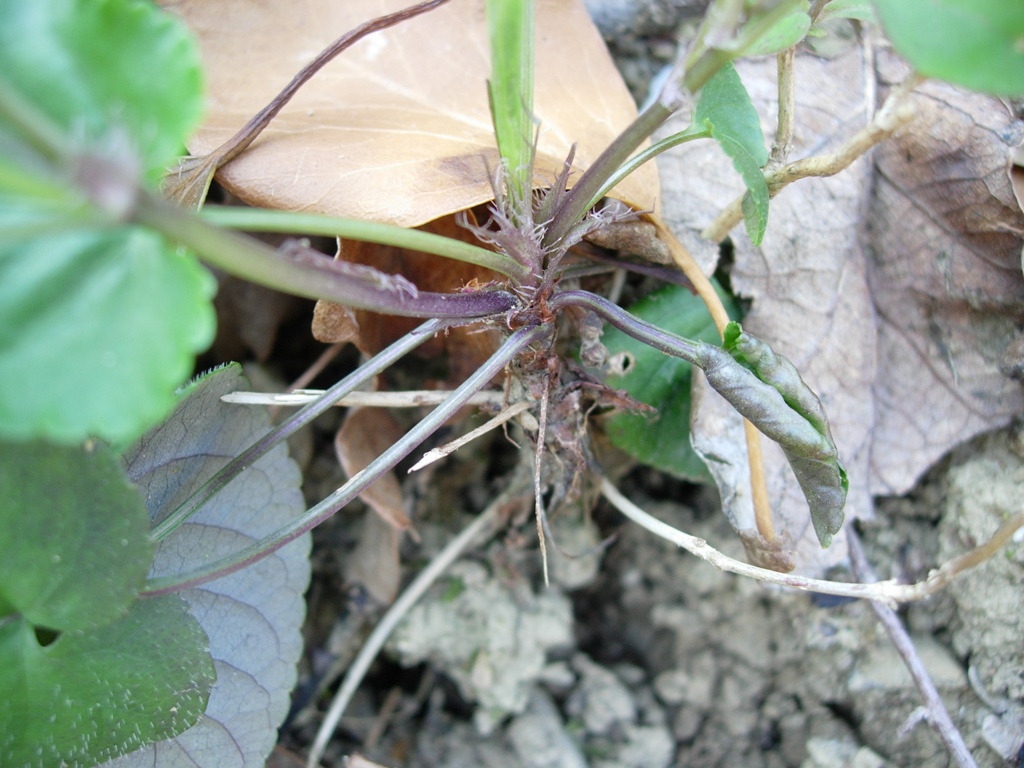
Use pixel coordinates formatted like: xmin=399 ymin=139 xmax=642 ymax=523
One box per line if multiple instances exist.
xmin=270 ymin=409 xmax=1022 ymax=768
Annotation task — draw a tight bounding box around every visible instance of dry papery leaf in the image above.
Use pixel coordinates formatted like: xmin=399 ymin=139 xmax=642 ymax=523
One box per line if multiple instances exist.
xmin=661 ymin=46 xmax=1024 ymax=573
xmin=335 ymin=407 xmax=407 ymax=604
xmin=867 ymin=51 xmax=1024 ymax=494
xmin=165 ymin=0 xmax=657 ymax=226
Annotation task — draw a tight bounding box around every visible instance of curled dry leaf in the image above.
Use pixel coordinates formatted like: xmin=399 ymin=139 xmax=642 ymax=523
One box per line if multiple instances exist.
xmin=167 ymin=0 xmax=657 ymax=226
xmin=334 ymin=407 xmax=407 ymax=604
xmin=866 ymin=52 xmax=1024 ymax=494
xmin=661 ymin=46 xmax=1024 ymax=573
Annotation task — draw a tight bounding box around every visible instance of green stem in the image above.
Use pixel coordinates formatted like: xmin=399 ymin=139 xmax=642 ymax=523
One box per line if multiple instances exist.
xmin=151 ymin=319 xmax=446 ymax=541
xmin=134 ymin=192 xmax=517 ymax=319
xmin=487 ymin=0 xmax=534 ymax=205
xmin=0 ymin=76 xmax=66 ymax=162
xmin=541 ymin=101 xmax=675 ymax=250
xmin=199 ymin=205 xmax=527 ymax=280
xmin=142 ymin=323 xmax=549 ymax=595
xmin=588 ymin=127 xmax=710 ymax=210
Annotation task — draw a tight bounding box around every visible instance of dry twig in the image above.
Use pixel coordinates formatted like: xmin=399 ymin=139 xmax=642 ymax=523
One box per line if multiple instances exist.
xmin=702 ymin=72 xmax=922 ymax=242
xmin=600 ymin=478 xmax=1024 ymax=606
xmin=847 ymin=529 xmax=978 ymax=768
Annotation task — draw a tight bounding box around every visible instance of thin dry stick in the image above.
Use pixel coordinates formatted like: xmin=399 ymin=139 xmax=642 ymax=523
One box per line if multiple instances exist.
xmin=600 ymin=478 xmax=1024 ymax=606
xmin=742 ymin=419 xmax=775 ymax=540
xmin=269 ymin=342 xmax=346 ymax=420
xmin=407 ymin=400 xmax=533 ymax=472
xmin=222 ymin=389 xmax=505 ymax=408
xmin=769 ymin=46 xmax=796 ymax=166
xmin=847 ymin=529 xmax=978 ymax=768
xmin=306 ymin=499 xmax=503 ymax=768
xmin=534 ymin=373 xmax=553 ymax=586
xmin=288 ymin=343 xmax=346 ymax=393
xmin=653 ymin=219 xmax=775 ymax=542
xmin=702 ymin=72 xmax=921 ymax=242
xmin=212 ymin=0 xmax=447 ymax=169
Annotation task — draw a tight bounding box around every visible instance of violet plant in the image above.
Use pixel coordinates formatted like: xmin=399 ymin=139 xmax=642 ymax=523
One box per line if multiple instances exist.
xmin=144 ymin=0 xmax=849 ymax=596
xmin=7 ymin=0 xmax=1024 ymax=764
xmin=0 ymin=0 xmax=850 ymax=763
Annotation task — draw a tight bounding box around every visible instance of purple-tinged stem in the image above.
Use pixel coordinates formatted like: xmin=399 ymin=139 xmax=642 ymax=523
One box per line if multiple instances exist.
xmin=149 ymin=319 xmax=448 ymax=542
xmin=550 ymin=289 xmax=700 ymax=363
xmin=134 ymin=192 xmax=518 ymax=319
xmin=142 ymin=322 xmax=550 ymax=595
xmin=540 ymin=102 xmax=674 ymax=251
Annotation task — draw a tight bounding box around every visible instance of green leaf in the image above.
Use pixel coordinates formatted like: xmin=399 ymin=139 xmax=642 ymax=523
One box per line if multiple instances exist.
xmin=603 ymin=283 xmax=740 ymax=481
xmin=118 ymin=364 xmax=310 ymax=768
xmin=0 ymin=227 xmax=216 ymax=444
xmin=742 ymin=7 xmax=812 ymax=56
xmin=0 ymin=439 xmax=153 ymax=631
xmin=817 ymin=0 xmax=875 ymax=23
xmin=0 ymin=595 xmax=214 ymax=768
xmin=0 ymin=0 xmax=205 ymax=183
xmin=0 ymin=0 xmax=215 ymax=444
xmin=693 ymin=63 xmax=770 ymax=244
xmin=701 ymin=323 xmax=847 ymax=547
xmin=487 ymin=0 xmax=535 ymax=204
xmin=874 ymin=0 xmax=1024 ymax=97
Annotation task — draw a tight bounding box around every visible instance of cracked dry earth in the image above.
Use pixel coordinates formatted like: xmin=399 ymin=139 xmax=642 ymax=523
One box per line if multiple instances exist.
xmin=268 ymin=416 xmax=1023 ymax=768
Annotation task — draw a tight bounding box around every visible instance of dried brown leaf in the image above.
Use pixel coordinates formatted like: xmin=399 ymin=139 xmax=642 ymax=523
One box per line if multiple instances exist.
xmin=661 ymin=47 xmax=1024 ymax=573
xmin=311 ymin=298 xmax=360 ymax=345
xmin=866 ymin=53 xmax=1024 ymax=494
xmin=335 ymin=406 xmax=410 ymax=531
xmin=344 ymin=509 xmax=402 ymax=606
xmin=166 ymin=0 xmax=657 ymax=225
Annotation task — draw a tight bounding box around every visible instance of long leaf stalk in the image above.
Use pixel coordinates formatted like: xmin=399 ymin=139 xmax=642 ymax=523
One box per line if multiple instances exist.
xmin=588 ymin=128 xmax=709 ymax=208
xmin=551 ymin=289 xmax=702 ymax=363
xmin=134 ymin=192 xmax=519 ymax=319
xmin=150 ymin=319 xmax=448 ymax=542
xmin=540 ymin=0 xmax=804 ymax=251
xmin=142 ymin=323 xmax=550 ymax=595
xmin=540 ymin=101 xmax=675 ymax=250
xmin=200 ymin=205 xmax=528 ymax=280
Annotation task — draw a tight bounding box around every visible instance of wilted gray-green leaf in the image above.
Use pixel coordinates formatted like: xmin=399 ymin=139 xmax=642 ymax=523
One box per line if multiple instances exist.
xmin=113 ymin=364 xmax=310 ymax=768
xmin=697 ymin=325 xmax=847 ymax=547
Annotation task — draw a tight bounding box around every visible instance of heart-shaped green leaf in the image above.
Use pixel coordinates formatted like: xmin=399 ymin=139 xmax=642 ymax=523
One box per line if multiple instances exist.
xmin=0 ymin=228 xmax=215 ymax=444
xmin=0 ymin=439 xmax=152 ymax=630
xmin=0 ymin=0 xmax=204 ymax=183
xmin=0 ymin=0 xmax=214 ymax=445
xmin=0 ymin=595 xmax=214 ymax=768
xmin=115 ymin=364 xmax=310 ymax=768
xmin=875 ymin=0 xmax=1024 ymax=97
